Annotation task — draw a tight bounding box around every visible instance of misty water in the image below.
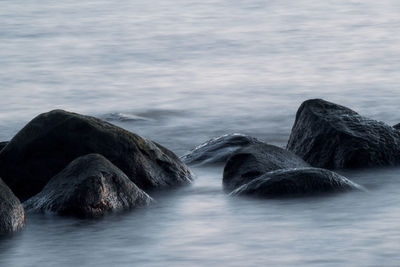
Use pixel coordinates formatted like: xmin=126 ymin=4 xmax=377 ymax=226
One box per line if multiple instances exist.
xmin=1 ymin=0 xmax=400 ymax=266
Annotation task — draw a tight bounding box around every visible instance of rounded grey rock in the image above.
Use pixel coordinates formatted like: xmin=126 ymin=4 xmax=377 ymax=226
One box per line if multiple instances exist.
xmin=24 ymin=154 xmax=153 ymax=218
xmin=287 ymin=99 xmax=400 ymax=169
xmin=230 ymin=167 xmax=365 ymax=198
xmin=223 ymin=143 xmax=309 ymax=192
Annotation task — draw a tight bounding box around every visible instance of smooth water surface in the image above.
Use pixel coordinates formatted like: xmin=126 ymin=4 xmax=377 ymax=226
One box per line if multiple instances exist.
xmin=1 ymin=0 xmax=400 ymax=266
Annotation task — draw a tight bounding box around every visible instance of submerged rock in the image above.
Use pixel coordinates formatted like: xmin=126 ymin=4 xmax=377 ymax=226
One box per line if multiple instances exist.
xmin=230 ymin=167 xmax=364 ymax=198
xmin=181 ymin=133 xmax=261 ymax=165
xmin=0 ymin=109 xmax=193 ymax=200
xmin=287 ymin=99 xmax=400 ymax=169
xmin=0 ymin=178 xmax=25 ymax=233
xmin=223 ymin=143 xmax=309 ymax=192
xmin=102 ymin=112 xmax=150 ymax=123
xmin=24 ymin=154 xmax=153 ymax=218
xmin=0 ymin=141 xmax=8 ymax=152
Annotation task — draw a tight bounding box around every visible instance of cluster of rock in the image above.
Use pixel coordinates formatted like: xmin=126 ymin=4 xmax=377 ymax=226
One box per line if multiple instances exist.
xmin=184 ymin=98 xmax=400 ymax=198
xmin=2 ymin=98 xmax=399 ymax=233
xmin=1 ymin=110 xmax=193 ymax=233
xmin=184 ymin=133 xmax=364 ymax=197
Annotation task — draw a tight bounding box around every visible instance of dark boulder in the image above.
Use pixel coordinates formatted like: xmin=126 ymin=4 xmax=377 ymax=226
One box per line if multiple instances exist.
xmin=0 ymin=109 xmax=193 ymax=200
xmin=0 ymin=141 xmax=8 ymax=152
xmin=223 ymin=143 xmax=309 ymax=192
xmin=230 ymin=167 xmax=364 ymax=198
xmin=287 ymin=99 xmax=400 ymax=169
xmin=181 ymin=133 xmax=261 ymax=165
xmin=394 ymin=123 xmax=400 ymax=130
xmin=24 ymin=154 xmax=153 ymax=218
xmin=0 ymin=178 xmax=25 ymax=233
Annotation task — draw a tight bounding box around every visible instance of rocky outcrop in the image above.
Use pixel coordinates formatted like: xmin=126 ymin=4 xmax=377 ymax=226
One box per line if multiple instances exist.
xmin=181 ymin=133 xmax=261 ymax=165
xmin=230 ymin=167 xmax=364 ymax=198
xmin=287 ymin=99 xmax=400 ymax=169
xmin=24 ymin=154 xmax=153 ymax=218
xmin=223 ymin=143 xmax=309 ymax=192
xmin=394 ymin=123 xmax=400 ymax=130
xmin=0 ymin=109 xmax=193 ymax=200
xmin=0 ymin=178 xmax=25 ymax=233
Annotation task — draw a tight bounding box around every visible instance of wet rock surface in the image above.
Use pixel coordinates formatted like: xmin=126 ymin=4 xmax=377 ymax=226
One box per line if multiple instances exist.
xmin=0 ymin=141 xmax=8 ymax=152
xmin=287 ymin=99 xmax=400 ymax=169
xmin=181 ymin=133 xmax=261 ymax=166
xmin=24 ymin=154 xmax=153 ymax=218
xmin=223 ymin=143 xmax=309 ymax=192
xmin=0 ymin=109 xmax=193 ymax=201
xmin=0 ymin=178 xmax=25 ymax=233
xmin=230 ymin=167 xmax=364 ymax=198
xmin=101 ymin=112 xmax=150 ymax=123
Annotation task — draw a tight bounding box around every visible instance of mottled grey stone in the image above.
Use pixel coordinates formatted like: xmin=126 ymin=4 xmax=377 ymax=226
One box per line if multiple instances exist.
xmin=287 ymin=99 xmax=400 ymax=169
xmin=24 ymin=154 xmax=153 ymax=218
xmin=0 ymin=178 xmax=25 ymax=233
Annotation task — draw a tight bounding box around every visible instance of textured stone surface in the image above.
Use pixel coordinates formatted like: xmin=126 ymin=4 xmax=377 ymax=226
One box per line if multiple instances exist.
xmin=24 ymin=154 xmax=153 ymax=218
xmin=0 ymin=178 xmax=25 ymax=233
xmin=287 ymin=99 xmax=400 ymax=169
xmin=230 ymin=167 xmax=364 ymax=198
xmin=0 ymin=109 xmax=193 ymax=200
xmin=223 ymin=143 xmax=309 ymax=192
xmin=181 ymin=133 xmax=261 ymax=166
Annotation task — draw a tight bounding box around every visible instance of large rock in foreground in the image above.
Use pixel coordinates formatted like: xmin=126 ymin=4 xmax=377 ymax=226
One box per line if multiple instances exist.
xmin=0 ymin=178 xmax=25 ymax=233
xmin=181 ymin=133 xmax=261 ymax=166
xmin=287 ymin=99 xmax=400 ymax=169
xmin=230 ymin=167 xmax=364 ymax=198
xmin=24 ymin=154 xmax=153 ymax=218
xmin=0 ymin=109 xmax=193 ymax=200
xmin=223 ymin=143 xmax=309 ymax=192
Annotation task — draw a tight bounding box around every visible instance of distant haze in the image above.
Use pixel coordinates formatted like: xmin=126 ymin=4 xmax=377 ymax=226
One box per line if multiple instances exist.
xmin=1 ymin=0 xmax=400 ymax=146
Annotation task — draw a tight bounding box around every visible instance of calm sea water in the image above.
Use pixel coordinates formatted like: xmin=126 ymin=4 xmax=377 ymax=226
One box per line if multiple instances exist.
xmin=1 ymin=0 xmax=400 ymax=266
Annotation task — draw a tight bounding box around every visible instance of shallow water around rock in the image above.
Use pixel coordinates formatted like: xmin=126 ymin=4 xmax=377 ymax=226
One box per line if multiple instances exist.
xmin=1 ymin=166 xmax=400 ymax=266
xmin=1 ymin=0 xmax=400 ymax=265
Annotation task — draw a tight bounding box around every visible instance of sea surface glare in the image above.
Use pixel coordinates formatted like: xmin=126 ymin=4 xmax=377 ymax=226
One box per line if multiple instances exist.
xmin=1 ymin=0 xmax=400 ymax=266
